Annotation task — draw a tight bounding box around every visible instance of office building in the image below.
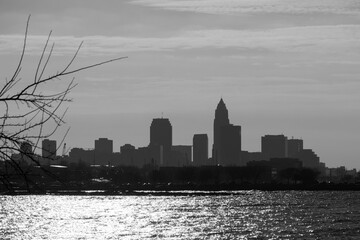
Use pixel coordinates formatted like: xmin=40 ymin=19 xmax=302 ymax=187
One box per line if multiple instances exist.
xmin=193 ymin=134 xmax=208 ymax=166
xmin=220 ymin=124 xmax=242 ymax=166
xmin=149 ymin=118 xmax=172 ymax=166
xmin=261 ymin=135 xmax=288 ymax=160
xmin=212 ymin=99 xmax=242 ymax=166
xmin=288 ymin=138 xmax=303 ymax=157
xmin=120 ymin=144 xmax=136 ymax=166
xmin=94 ymin=138 xmax=113 ymax=165
xmin=212 ymin=98 xmax=230 ymax=163
xmin=95 ymin=138 xmax=113 ymax=154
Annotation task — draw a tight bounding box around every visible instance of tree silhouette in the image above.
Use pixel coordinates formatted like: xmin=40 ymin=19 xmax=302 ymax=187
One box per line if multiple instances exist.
xmin=278 ymin=168 xmax=299 ymax=184
xmin=0 ymin=16 xmax=126 ymax=193
xmin=298 ymin=168 xmax=319 ymax=185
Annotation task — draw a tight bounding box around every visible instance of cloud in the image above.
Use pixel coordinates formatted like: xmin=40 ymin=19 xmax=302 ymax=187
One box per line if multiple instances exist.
xmin=130 ymin=0 xmax=360 ymax=15
xmin=1 ymin=24 xmax=359 ymax=57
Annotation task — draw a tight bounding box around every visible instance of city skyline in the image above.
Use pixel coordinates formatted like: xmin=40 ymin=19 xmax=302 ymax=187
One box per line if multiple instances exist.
xmin=12 ymin=97 xmax=355 ymax=171
xmin=7 ymin=97 xmax=355 ymax=189
xmin=1 ymin=0 xmax=359 ymax=169
xmin=36 ymin=98 xmax=331 ymax=173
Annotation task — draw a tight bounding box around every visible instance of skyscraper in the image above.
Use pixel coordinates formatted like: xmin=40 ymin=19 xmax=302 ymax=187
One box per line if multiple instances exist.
xmin=95 ymin=138 xmax=113 ymax=154
xmin=220 ymin=124 xmax=242 ymax=166
xmin=193 ymin=134 xmax=208 ymax=166
xmin=212 ymin=98 xmax=230 ymax=163
xmin=150 ymin=118 xmax=172 ymax=166
xmin=261 ymin=135 xmax=288 ymax=160
xmin=212 ymin=99 xmax=242 ymax=166
xmin=120 ymin=144 xmax=136 ymax=166
xmin=94 ymin=138 xmax=113 ymax=165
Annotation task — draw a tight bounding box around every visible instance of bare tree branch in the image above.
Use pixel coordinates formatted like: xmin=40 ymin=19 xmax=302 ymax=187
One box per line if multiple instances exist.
xmin=0 ymin=15 xmax=126 ymax=194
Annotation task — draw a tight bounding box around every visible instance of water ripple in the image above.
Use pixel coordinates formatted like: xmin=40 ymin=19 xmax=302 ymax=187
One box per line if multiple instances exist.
xmin=1 ymin=191 xmax=360 ymax=239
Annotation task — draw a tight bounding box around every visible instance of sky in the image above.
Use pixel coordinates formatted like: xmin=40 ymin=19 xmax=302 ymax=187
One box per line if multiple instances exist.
xmin=1 ymin=0 xmax=360 ymax=169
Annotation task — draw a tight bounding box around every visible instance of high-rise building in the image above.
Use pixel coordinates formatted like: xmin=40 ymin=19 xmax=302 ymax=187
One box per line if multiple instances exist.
xmin=150 ymin=118 xmax=172 ymax=166
xmin=261 ymin=135 xmax=288 ymax=160
xmin=95 ymin=138 xmax=113 ymax=154
xmin=220 ymin=124 xmax=242 ymax=166
xmin=193 ymin=134 xmax=208 ymax=166
xmin=94 ymin=138 xmax=113 ymax=165
xmin=120 ymin=144 xmax=136 ymax=166
xmin=213 ymin=98 xmax=229 ymax=164
xmin=212 ymin=99 xmax=242 ymax=166
xmin=288 ymin=138 xmax=303 ymax=157
xmin=213 ymin=99 xmax=230 ymax=163
xmin=42 ymin=139 xmax=57 ymax=160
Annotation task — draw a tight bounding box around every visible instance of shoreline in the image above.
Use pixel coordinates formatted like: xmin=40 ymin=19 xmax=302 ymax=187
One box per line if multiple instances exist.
xmin=2 ymin=182 xmax=360 ymax=195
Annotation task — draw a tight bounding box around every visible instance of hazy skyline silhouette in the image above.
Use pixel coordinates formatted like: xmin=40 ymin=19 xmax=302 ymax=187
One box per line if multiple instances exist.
xmin=1 ymin=0 xmax=359 ymax=169
xmin=3 ymin=98 xmax=357 ymax=192
xmin=30 ymin=98 xmax=324 ymax=174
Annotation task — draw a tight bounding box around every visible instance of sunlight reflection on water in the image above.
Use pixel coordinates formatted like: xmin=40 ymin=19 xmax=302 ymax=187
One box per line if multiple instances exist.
xmin=1 ymin=191 xmax=360 ymax=239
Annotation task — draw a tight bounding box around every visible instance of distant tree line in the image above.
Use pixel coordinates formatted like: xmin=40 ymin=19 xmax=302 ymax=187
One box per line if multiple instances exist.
xmin=5 ymin=161 xmax=358 ymax=194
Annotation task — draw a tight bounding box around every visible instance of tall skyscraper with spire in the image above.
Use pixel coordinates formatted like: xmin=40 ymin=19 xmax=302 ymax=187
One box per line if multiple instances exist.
xmin=212 ymin=98 xmax=242 ymax=166
xmin=213 ymin=99 xmax=229 ymax=163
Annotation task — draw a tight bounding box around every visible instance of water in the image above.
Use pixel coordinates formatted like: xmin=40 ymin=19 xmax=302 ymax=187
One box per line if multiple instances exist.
xmin=1 ymin=191 xmax=360 ymax=239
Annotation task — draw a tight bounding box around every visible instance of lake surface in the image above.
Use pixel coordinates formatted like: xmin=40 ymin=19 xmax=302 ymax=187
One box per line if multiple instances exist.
xmin=1 ymin=191 xmax=360 ymax=239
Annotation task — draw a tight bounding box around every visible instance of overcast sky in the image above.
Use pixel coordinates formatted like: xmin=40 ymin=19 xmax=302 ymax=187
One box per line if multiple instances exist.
xmin=1 ymin=0 xmax=360 ymax=169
